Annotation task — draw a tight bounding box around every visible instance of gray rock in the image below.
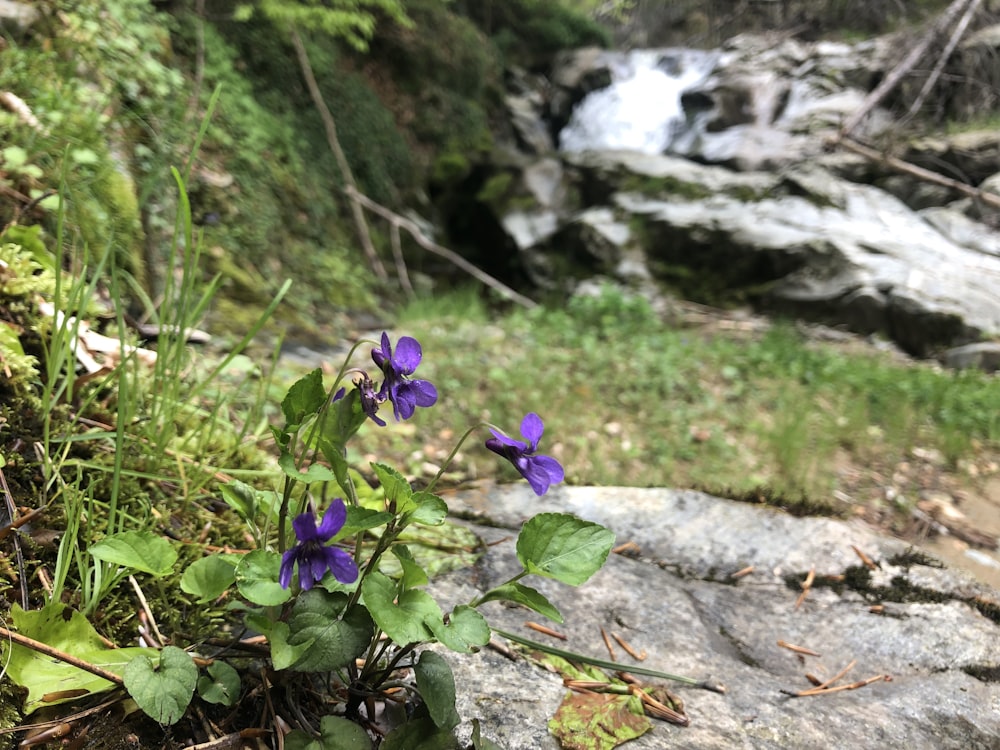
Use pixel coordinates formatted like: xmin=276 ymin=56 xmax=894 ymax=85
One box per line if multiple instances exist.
xmin=506 ymin=94 xmax=555 ymax=155
xmin=564 ymin=153 xmax=1000 ymax=355
xmin=433 ymin=486 xmax=1000 ymax=749
xmin=941 ymin=342 xmax=1000 ymax=372
xmin=0 ymin=0 xmax=39 ymax=34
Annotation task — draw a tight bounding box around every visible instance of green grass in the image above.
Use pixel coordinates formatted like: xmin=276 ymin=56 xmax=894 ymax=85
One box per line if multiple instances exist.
xmin=363 ymin=286 xmax=1000 ymax=513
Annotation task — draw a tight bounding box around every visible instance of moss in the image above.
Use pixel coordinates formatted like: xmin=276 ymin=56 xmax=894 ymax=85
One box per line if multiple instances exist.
xmin=620 ymin=174 xmax=713 ymax=201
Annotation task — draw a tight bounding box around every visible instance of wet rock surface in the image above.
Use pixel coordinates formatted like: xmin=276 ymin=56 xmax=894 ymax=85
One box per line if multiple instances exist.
xmin=470 ymin=32 xmax=1000 ymax=359
xmin=431 ymin=486 xmax=1000 ymax=749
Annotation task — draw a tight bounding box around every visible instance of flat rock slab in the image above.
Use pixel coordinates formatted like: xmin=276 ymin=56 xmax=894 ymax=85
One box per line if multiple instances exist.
xmin=430 ymin=486 xmax=1000 ymax=749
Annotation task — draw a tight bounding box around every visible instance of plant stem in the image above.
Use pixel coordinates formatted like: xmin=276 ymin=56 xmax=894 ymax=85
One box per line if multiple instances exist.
xmin=491 ymin=627 xmax=725 ymax=692
xmin=424 ymin=422 xmax=487 ymax=494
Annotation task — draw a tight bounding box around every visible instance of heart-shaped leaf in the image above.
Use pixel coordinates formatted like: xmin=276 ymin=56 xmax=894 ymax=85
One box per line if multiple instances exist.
xmin=285 ymin=590 xmax=374 ymax=672
xmin=425 ymin=605 xmax=491 ymax=654
xmin=180 ymin=554 xmax=239 ymax=602
xmin=196 ymin=661 xmax=240 ymax=706
xmin=123 ymin=646 xmax=197 ymax=725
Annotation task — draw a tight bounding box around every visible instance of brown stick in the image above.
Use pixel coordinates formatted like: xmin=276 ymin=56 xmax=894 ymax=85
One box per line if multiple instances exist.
xmin=835 ymin=136 xmax=1000 ymax=210
xmin=348 ymin=187 xmax=538 ymax=308
xmin=290 ymin=28 xmax=388 ymax=283
xmin=839 ymin=0 xmax=974 ymax=139
xmin=777 ymin=640 xmax=821 ymax=657
xmin=0 ymin=626 xmax=124 ymax=685
xmin=389 ymin=223 xmax=414 ymax=298
xmin=787 ymin=673 xmax=890 ymax=697
xmin=906 ymin=0 xmax=983 ymax=119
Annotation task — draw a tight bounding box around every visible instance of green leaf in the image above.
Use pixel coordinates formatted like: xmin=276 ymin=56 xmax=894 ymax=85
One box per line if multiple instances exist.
xmin=381 ymin=717 xmax=459 ymax=750
xmin=2 ymin=145 xmax=28 ymax=169
xmin=70 ymin=148 xmax=100 ymax=165
xmin=338 ymin=506 xmax=393 ymax=540
xmin=123 ymin=646 xmax=198 ymax=726
xmin=219 ymin=480 xmax=259 ymax=522
xmin=424 ymin=605 xmax=491 ymax=655
xmin=516 ymin=514 xmax=615 ymax=586
xmin=319 ymin=436 xmax=354 ymax=497
xmin=285 ymin=590 xmax=374 ymax=672
xmin=180 ymin=554 xmax=239 ymax=603
xmin=279 ymin=451 xmax=337 ymax=484
xmin=413 ymin=651 xmax=460 ymax=730
xmin=282 ymin=368 xmax=327 ymax=428
xmin=197 ymin=661 xmax=241 ymax=706
xmin=2 ymin=604 xmax=154 ymax=714
xmin=371 ymin=463 xmax=413 ymax=511
xmin=324 ymin=388 xmax=368 ymax=446
xmin=474 ymin=582 xmax=563 ymax=624
xmin=268 ymin=622 xmax=315 ymax=671
xmin=361 ymin=572 xmax=437 ymax=645
xmin=471 ymin=719 xmax=505 ymax=750
xmin=406 ymin=491 xmax=448 ymax=526
xmin=392 ymin=545 xmax=428 ymax=590
xmin=235 ymin=550 xmax=292 ymax=606
xmin=285 ymin=715 xmax=373 ymax=750
xmin=88 ymin=530 xmax=177 ymax=577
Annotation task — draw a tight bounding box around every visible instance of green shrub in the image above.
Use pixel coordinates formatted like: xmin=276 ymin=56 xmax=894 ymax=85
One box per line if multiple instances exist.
xmin=455 ymin=0 xmax=610 ymax=66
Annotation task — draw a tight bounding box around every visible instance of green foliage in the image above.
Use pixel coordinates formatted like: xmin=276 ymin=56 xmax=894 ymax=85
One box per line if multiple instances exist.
xmin=123 ymin=646 xmax=198 ymax=726
xmin=88 ymin=530 xmax=178 ymax=577
xmin=242 ymin=0 xmax=413 ymax=51
xmin=2 ymin=604 xmax=153 ymax=714
xmin=457 ymin=0 xmax=610 ymax=65
xmin=393 ymin=287 xmax=1000 ymax=508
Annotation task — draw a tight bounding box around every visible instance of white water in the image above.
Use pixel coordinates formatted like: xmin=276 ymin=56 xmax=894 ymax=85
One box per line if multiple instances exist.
xmin=558 ymin=49 xmax=719 ymax=154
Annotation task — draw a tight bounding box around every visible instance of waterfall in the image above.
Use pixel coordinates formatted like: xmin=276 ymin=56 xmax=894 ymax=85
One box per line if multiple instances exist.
xmin=558 ymin=49 xmax=719 ymax=154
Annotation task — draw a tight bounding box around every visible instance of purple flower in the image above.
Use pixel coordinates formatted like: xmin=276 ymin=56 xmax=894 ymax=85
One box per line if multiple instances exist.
xmin=486 ymin=413 xmax=565 ymax=496
xmin=279 ymin=499 xmax=358 ymax=590
xmin=355 ymin=373 xmax=386 ymax=427
xmin=371 ymin=332 xmax=437 ymax=421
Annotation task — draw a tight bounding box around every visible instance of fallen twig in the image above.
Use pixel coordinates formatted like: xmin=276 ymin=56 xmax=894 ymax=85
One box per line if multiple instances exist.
xmin=839 ymin=0 xmax=974 ymax=138
xmin=348 ymin=187 xmax=538 ymax=309
xmin=794 ymin=565 xmax=815 ymax=610
xmin=851 ymin=545 xmax=878 ymax=570
xmin=905 ymin=0 xmax=983 ymax=120
xmin=0 ymin=626 xmax=123 ymax=685
xmin=600 ymin=627 xmax=616 ymax=660
xmin=777 ymin=640 xmax=821 ymax=657
xmin=785 ymin=673 xmax=891 ymax=697
xmin=525 ymin=621 xmax=566 ymax=640
xmin=611 ymin=632 xmax=647 ymax=661
xmin=833 ymin=137 xmax=1000 ymax=210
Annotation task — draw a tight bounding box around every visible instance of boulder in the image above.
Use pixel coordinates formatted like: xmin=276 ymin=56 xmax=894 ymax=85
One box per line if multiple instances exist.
xmin=941 ymin=342 xmax=1000 ymax=372
xmin=672 ymin=34 xmax=894 ymax=170
xmin=0 ymin=0 xmax=39 ymax=35
xmin=433 ymin=485 xmax=1000 ymax=749
xmin=565 ymin=152 xmax=1000 ymax=355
